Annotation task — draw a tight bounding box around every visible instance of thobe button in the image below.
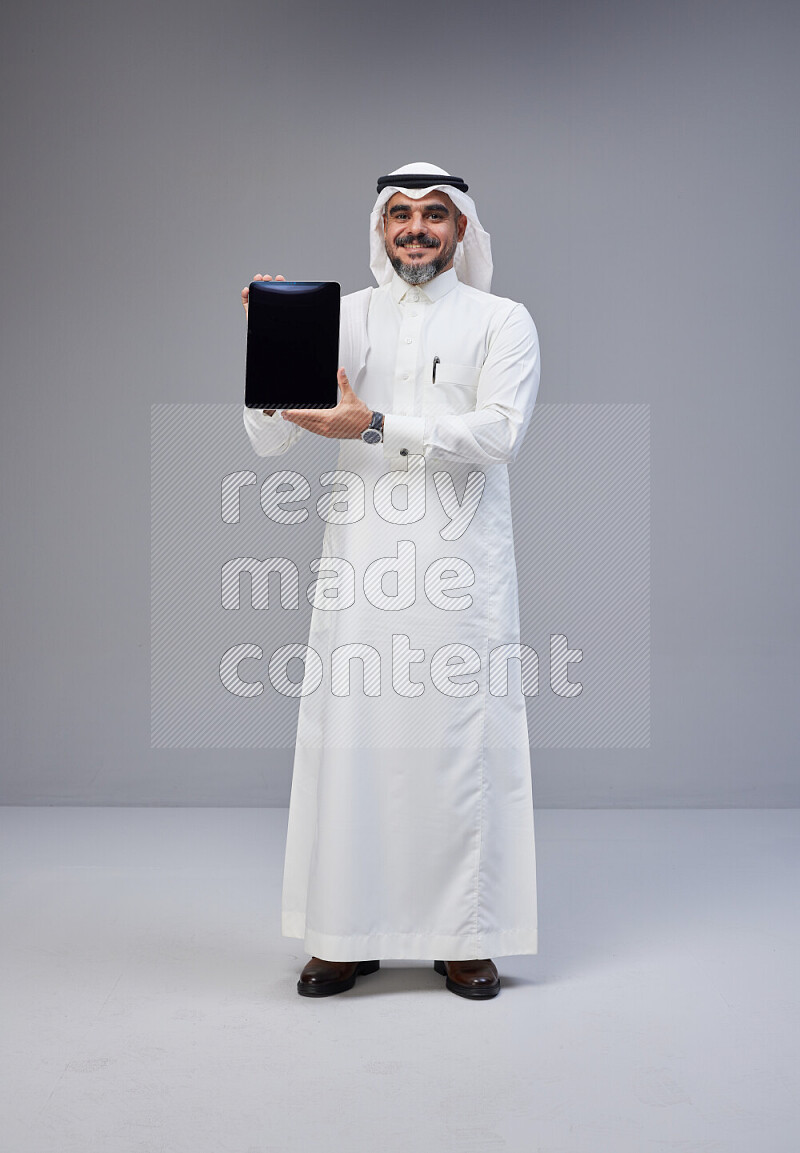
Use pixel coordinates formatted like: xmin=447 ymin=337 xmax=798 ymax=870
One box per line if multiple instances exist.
xmin=409 ymin=293 xmax=419 ymax=302
xmin=400 ymin=448 xmax=408 ymax=456
xmin=405 ymin=337 xmax=413 ymax=344
xmin=403 ymin=373 xmax=409 ymax=380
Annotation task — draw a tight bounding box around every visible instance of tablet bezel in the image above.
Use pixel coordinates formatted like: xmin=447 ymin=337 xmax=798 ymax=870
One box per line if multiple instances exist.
xmin=244 ymin=280 xmax=341 ymax=410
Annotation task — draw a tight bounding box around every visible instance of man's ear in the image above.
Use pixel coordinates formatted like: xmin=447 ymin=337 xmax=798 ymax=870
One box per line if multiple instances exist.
xmin=457 ymin=213 xmax=468 ymax=242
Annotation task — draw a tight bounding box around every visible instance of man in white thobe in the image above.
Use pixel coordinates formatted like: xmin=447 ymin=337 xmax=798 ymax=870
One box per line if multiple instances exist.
xmin=242 ymin=162 xmax=541 ymax=999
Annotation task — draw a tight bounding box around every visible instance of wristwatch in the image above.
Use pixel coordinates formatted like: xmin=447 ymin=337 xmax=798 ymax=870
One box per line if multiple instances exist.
xmin=360 ymin=410 xmax=384 ymax=444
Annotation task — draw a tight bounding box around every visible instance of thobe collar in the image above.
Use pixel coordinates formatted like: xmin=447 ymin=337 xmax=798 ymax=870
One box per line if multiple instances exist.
xmin=389 ymin=266 xmax=459 ymax=304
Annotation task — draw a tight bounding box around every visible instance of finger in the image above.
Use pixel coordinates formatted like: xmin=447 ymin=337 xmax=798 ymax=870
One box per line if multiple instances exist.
xmin=337 ymin=367 xmax=351 ymax=392
xmin=282 ymin=409 xmax=316 ymax=421
xmin=276 ymin=274 xmax=286 ymax=281
xmin=282 ymin=410 xmax=322 ymax=431
xmin=282 ymin=408 xmax=348 ymax=440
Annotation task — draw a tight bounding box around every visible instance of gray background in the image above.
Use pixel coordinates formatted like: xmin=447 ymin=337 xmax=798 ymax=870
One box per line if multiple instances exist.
xmin=1 ymin=0 xmax=797 ymax=805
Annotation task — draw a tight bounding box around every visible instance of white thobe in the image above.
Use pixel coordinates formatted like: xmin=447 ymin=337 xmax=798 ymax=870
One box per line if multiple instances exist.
xmin=243 ymin=267 xmax=541 ymax=960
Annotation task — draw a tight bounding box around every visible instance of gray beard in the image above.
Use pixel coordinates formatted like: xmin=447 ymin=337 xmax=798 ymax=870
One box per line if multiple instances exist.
xmin=389 ymin=254 xmax=442 ymax=285
xmin=386 ymin=234 xmax=458 ymax=285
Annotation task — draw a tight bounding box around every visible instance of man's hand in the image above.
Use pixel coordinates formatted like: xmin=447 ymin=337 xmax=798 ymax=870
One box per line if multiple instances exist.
xmin=241 ymin=273 xmax=286 ymax=417
xmin=282 ymin=368 xmax=374 ymax=441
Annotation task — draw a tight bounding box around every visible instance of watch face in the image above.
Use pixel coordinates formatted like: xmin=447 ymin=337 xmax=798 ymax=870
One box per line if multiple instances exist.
xmin=361 ymin=428 xmax=381 ymax=444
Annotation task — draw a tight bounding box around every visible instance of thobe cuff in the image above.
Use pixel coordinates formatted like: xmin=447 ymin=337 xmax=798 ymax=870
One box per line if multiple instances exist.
xmin=243 ymin=405 xmax=292 ymax=456
xmin=382 ymin=413 xmax=425 ymax=463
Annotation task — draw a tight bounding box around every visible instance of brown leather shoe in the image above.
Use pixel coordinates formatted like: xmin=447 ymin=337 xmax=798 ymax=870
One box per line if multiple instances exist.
xmin=433 ymin=958 xmax=500 ymax=999
xmin=297 ymin=956 xmax=380 ymax=997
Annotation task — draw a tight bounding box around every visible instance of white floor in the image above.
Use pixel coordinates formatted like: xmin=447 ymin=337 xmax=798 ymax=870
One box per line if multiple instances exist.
xmin=0 ymin=807 xmax=798 ymax=1153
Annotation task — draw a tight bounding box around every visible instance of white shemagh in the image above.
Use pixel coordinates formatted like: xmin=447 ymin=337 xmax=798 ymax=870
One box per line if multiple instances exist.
xmin=369 ymin=161 xmax=494 ymax=293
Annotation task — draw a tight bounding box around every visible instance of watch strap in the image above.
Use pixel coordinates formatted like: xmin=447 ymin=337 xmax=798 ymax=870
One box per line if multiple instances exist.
xmin=361 ymin=410 xmax=384 ymax=442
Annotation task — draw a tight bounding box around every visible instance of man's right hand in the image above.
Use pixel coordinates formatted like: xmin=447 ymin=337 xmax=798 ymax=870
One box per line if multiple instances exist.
xmin=241 ymin=273 xmax=286 ymax=416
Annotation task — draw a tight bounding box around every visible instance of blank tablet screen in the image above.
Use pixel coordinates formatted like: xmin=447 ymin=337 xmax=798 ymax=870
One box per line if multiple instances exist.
xmin=245 ymin=281 xmax=341 ymax=410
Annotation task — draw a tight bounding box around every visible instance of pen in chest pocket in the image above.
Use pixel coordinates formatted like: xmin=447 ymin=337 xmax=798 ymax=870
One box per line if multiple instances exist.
xmin=432 ymin=356 xmax=440 ymax=383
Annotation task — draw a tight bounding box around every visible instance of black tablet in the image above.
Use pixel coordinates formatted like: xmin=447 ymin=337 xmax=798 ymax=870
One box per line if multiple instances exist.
xmin=245 ymin=280 xmax=341 ymax=410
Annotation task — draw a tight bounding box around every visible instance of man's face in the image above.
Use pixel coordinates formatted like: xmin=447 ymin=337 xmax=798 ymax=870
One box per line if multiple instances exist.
xmin=382 ymin=190 xmax=468 ymax=286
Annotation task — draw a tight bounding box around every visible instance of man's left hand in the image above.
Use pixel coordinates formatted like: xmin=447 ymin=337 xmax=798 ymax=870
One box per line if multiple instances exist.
xmin=281 ymin=369 xmax=375 ymax=440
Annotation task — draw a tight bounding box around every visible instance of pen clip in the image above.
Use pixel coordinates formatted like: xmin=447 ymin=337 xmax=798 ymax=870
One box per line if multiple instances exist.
xmin=432 ymin=355 xmax=440 ymax=383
